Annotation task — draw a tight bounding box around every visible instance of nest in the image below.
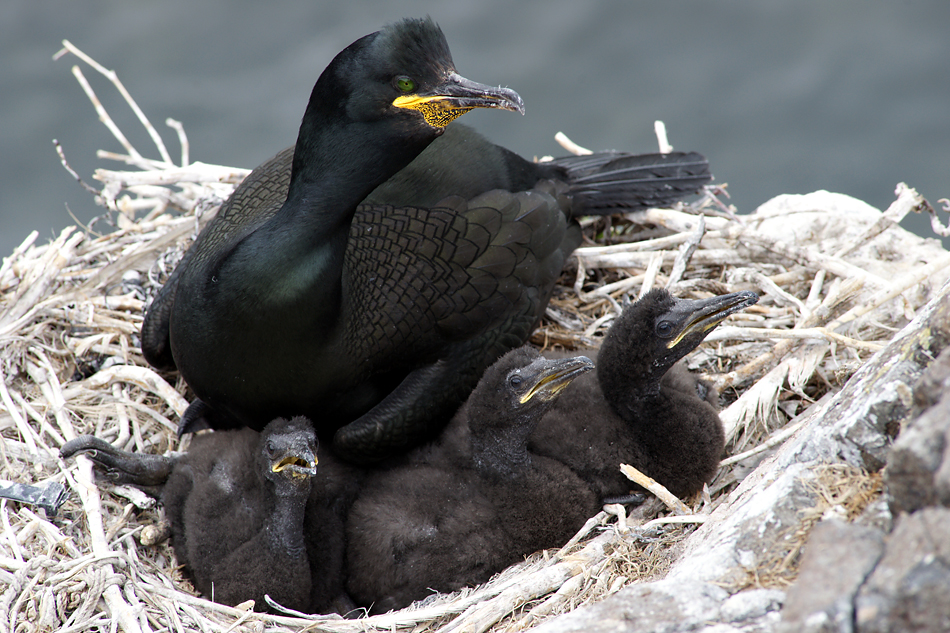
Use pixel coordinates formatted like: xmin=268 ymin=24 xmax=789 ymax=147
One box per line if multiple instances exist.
xmin=2 ymin=41 xmax=949 ymax=633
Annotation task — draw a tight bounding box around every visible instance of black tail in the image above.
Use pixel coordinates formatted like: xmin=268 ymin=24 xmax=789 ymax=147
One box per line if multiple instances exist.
xmin=61 ymin=436 xmax=175 ymax=491
xmin=552 ymin=151 xmax=711 ymax=216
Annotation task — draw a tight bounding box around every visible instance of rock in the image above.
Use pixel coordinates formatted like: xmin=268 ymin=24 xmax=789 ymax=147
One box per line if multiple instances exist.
xmin=885 ymin=346 xmax=950 ymax=514
xmin=855 ymin=507 xmax=950 ymax=633
xmin=750 ymin=190 xmax=950 ymax=315
xmin=777 ymin=518 xmax=885 ymax=633
xmin=854 ymin=496 xmax=892 ymax=535
xmin=720 ymin=588 xmax=785 ymax=624
xmin=910 ymin=345 xmax=950 ymax=411
xmin=528 ymin=579 xmax=728 ymax=633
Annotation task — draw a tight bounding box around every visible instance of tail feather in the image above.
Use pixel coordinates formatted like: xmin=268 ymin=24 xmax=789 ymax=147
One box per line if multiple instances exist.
xmin=551 ymin=151 xmax=711 ymax=216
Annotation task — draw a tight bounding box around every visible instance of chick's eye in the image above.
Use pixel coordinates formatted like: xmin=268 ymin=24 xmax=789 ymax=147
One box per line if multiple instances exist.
xmin=508 ymin=374 xmax=523 ymax=389
xmin=656 ymin=321 xmax=674 ymax=338
xmin=396 ymin=76 xmax=416 ymax=93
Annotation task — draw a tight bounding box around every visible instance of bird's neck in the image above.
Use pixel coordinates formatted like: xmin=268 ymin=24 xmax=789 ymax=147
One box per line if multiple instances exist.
xmin=286 ymin=112 xmax=429 ymax=219
xmin=472 ymin=412 xmax=539 ymax=478
xmin=235 ymin=112 xmax=434 ymax=311
xmin=610 ymin=380 xmax=666 ymax=429
xmin=597 ymin=352 xmax=660 ymax=420
xmin=267 ymin=483 xmax=310 ymax=558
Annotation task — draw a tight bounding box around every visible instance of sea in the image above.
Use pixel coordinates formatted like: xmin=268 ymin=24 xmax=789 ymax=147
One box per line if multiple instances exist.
xmin=2 ymin=0 xmax=948 ymax=257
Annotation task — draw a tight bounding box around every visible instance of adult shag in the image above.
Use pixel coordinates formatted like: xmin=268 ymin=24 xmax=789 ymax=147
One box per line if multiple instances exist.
xmin=530 ymin=288 xmax=759 ymax=500
xmin=142 ymin=17 xmax=712 ymax=462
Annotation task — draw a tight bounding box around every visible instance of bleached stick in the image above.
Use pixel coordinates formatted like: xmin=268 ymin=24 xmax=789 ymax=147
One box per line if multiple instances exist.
xmin=93 ymin=164 xmax=251 ymax=188
xmin=0 ymin=371 xmax=40 ymax=456
xmin=0 ymin=227 xmax=83 ymax=332
xmin=436 ymin=533 xmax=613 ymax=633
xmin=706 ymin=326 xmax=884 ymax=352
xmin=64 ymin=463 xmax=144 ymax=633
xmin=665 ymin=214 xmax=704 ymax=288
xmin=827 ymin=251 xmax=950 ymax=332
xmin=82 ymin=365 xmax=189 ymax=420
xmin=718 ymin=419 xmax=808 ymax=468
xmin=53 ymin=140 xmax=101 ymax=197
xmin=641 ymin=515 xmax=708 ymax=529
xmin=654 ymin=120 xmax=672 ymax=153
xmin=511 ymin=572 xmax=586 ymax=629
xmin=929 ymin=197 xmax=950 ymax=237
xmin=554 ymin=131 xmax=593 ymax=156
xmin=95 ymin=151 xmax=173 ymax=171
xmin=577 ymin=248 xmax=746 ymax=270
xmin=620 ymin=463 xmax=692 ymax=515
xmin=638 ymin=251 xmax=664 ymax=298
xmin=57 ymin=40 xmax=174 ymax=165
xmin=165 ymin=118 xmax=189 ymax=167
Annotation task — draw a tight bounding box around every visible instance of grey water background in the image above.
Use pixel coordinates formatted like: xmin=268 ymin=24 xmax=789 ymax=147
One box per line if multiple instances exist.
xmin=2 ymin=0 xmax=948 ymax=259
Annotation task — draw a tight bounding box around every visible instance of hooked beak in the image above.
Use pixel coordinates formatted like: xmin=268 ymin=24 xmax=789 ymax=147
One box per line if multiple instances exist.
xmin=271 ymin=450 xmax=318 ymax=479
xmin=666 ymin=291 xmax=759 ymax=349
xmin=520 ymin=356 xmax=594 ymax=404
xmin=393 ymin=71 xmax=524 ymax=128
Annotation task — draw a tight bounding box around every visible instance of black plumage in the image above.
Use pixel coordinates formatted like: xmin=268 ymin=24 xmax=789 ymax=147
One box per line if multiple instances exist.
xmin=345 ymin=347 xmax=599 ymax=613
xmin=530 ymin=288 xmax=759 ymax=500
xmin=141 ymin=17 xmax=712 ymax=462
xmin=61 ymin=417 xmax=358 ymax=614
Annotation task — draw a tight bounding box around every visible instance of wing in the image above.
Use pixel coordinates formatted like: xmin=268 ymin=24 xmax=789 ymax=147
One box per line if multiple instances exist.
xmin=140 ymin=147 xmax=295 ymax=370
xmin=334 ymin=185 xmax=580 ymax=460
xmin=343 ymin=184 xmax=573 ymax=366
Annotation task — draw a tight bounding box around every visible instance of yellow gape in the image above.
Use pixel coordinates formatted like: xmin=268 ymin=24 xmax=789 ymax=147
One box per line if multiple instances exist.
xmin=392 ymin=94 xmax=474 ymax=128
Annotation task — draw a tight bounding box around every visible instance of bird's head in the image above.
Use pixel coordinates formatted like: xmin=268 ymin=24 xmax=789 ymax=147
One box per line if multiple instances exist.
xmin=649 ymin=289 xmax=759 ymax=373
xmin=507 ymin=353 xmax=594 ymax=409
xmin=260 ymin=416 xmax=318 ymax=494
xmin=311 ymin=17 xmax=523 ymax=136
xmin=468 ymin=347 xmax=592 ymax=473
xmin=599 ymin=288 xmax=759 ymax=397
xmin=472 ymin=347 xmax=593 ymax=436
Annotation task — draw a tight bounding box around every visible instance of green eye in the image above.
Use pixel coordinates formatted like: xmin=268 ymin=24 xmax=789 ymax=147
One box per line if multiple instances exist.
xmin=396 ymin=76 xmax=416 ymax=93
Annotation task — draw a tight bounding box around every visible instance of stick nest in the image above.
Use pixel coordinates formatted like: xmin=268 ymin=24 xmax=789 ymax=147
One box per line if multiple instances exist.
xmin=2 ymin=41 xmax=949 ymax=633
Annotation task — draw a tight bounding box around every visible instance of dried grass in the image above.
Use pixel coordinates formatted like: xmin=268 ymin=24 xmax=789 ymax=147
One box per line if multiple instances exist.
xmin=1 ymin=41 xmax=947 ymax=633
xmin=742 ymin=464 xmax=885 ymax=590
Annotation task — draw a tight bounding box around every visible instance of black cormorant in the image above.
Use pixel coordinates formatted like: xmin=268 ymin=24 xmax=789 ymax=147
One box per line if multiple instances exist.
xmin=141 ymin=17 xmax=712 ymax=462
xmin=61 ymin=417 xmax=356 ymax=614
xmin=345 ymin=347 xmax=599 ymax=613
xmin=530 ymin=288 xmax=759 ymax=500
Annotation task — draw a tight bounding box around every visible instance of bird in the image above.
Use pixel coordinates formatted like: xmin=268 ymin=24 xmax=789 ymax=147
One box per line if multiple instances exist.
xmin=140 ymin=16 xmax=713 ymax=462
xmin=345 ymin=346 xmax=600 ymax=613
xmin=529 ymin=288 xmax=760 ymax=501
xmin=60 ymin=417 xmax=359 ymax=614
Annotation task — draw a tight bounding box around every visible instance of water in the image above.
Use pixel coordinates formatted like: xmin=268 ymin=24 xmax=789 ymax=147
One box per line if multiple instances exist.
xmin=2 ymin=0 xmax=948 ymax=258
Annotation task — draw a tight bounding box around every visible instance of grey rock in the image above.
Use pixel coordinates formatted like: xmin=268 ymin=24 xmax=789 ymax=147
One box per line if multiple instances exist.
xmin=885 ymin=371 xmax=950 ymax=515
xmin=528 ymin=579 xmax=727 ymax=633
xmin=911 ymin=345 xmax=950 ymax=411
xmin=855 ymin=507 xmax=950 ymax=633
xmin=720 ymin=589 xmax=785 ymax=624
xmin=855 ymin=496 xmax=893 ymax=534
xmin=777 ymin=518 xmax=885 ymax=633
